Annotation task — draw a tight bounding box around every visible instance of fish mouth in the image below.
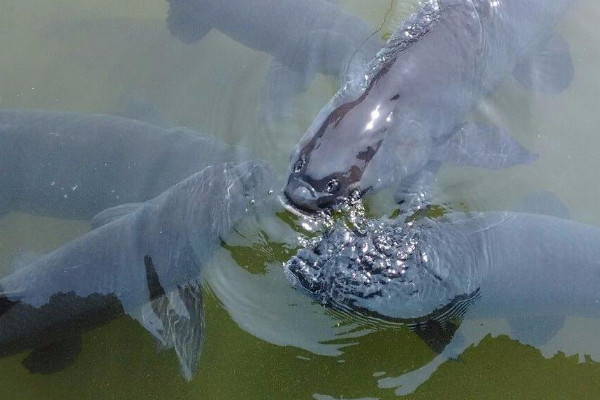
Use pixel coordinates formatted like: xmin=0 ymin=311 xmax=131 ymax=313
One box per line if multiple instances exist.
xmin=284 ymin=176 xmax=335 ymax=213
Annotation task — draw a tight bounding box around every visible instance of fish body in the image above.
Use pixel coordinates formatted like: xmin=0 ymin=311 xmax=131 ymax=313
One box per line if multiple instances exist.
xmin=167 ymin=0 xmax=381 ymax=77
xmin=285 ymin=0 xmax=573 ymax=211
xmin=166 ymin=0 xmax=384 ymax=121
xmin=286 ymin=206 xmax=600 ymax=393
xmin=387 ymin=211 xmax=600 ymax=394
xmin=286 ymin=210 xmax=600 ymax=320
xmin=0 ymin=109 xmax=250 ymax=220
xmin=0 ymin=161 xmax=274 ymax=379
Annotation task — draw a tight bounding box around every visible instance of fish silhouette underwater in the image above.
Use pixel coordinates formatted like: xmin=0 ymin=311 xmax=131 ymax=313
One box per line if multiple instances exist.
xmin=0 ymin=160 xmax=276 ymax=379
xmin=0 ymin=109 xmax=251 ymax=220
xmin=0 ymin=107 xmax=278 ymax=379
xmin=165 ymin=0 xmax=384 ymax=123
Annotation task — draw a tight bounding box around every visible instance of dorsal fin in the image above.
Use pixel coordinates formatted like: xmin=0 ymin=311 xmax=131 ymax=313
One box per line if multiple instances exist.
xmin=91 ymin=203 xmax=142 ymax=229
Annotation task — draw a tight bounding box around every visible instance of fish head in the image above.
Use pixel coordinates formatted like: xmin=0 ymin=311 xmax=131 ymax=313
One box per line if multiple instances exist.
xmin=284 ymin=162 xmax=363 ymax=212
xmin=284 ymin=110 xmax=431 ymax=212
xmin=285 ymin=88 xmax=400 ymax=212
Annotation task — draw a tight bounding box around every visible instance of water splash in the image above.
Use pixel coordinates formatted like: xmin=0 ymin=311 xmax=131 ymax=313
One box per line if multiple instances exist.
xmin=284 ymin=197 xmax=426 ymax=310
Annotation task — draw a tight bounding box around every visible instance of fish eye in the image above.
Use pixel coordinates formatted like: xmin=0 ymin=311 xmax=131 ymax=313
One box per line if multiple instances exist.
xmin=294 ymin=158 xmax=305 ymax=173
xmin=325 ymin=179 xmax=340 ymax=193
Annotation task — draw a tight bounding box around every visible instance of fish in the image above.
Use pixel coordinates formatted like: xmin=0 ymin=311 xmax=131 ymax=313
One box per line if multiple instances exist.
xmin=285 ymin=0 xmax=574 ymax=212
xmin=0 ymin=109 xmax=251 ymax=220
xmin=0 ymin=161 xmax=275 ymax=379
xmin=165 ymin=0 xmax=384 ymax=122
xmin=285 ymin=193 xmax=600 ymax=394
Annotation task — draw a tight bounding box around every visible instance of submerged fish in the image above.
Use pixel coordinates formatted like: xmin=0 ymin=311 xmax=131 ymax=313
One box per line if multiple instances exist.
xmin=0 ymin=161 xmax=275 ymax=379
xmin=285 ymin=194 xmax=600 ymax=394
xmin=166 ymin=0 xmax=384 ymax=121
xmin=0 ymin=109 xmax=250 ymax=220
xmin=285 ymin=0 xmax=574 ymax=211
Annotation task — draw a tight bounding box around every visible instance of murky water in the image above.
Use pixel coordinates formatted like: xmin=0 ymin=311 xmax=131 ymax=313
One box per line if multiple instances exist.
xmin=2 ymin=0 xmax=600 ymax=398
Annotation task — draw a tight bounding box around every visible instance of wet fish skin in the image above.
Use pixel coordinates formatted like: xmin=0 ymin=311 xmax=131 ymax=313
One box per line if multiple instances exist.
xmin=166 ymin=0 xmax=382 ymax=78
xmin=285 ymin=0 xmax=573 ymax=211
xmin=287 ymin=208 xmax=600 ymax=393
xmin=0 ymin=161 xmax=276 ymax=379
xmin=385 ymin=210 xmax=600 ymax=394
xmin=166 ymin=0 xmax=384 ymax=122
xmin=0 ymin=109 xmax=251 ymax=220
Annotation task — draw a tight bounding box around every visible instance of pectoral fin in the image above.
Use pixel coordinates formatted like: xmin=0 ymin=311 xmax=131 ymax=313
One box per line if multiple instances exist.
xmin=140 ymin=256 xmax=205 ymax=381
xmin=21 ymin=336 xmax=82 ymax=374
xmin=91 ymin=203 xmax=142 ymax=229
xmin=410 ymin=318 xmax=461 ymax=354
xmin=513 ymin=33 xmax=574 ymax=94
xmin=431 ymin=121 xmax=537 ymax=169
xmin=166 ymin=1 xmax=212 ymax=44
xmin=408 ymin=291 xmax=479 ymax=354
xmin=260 ymin=60 xmax=313 ymax=126
xmin=508 ymin=316 xmax=565 ymax=347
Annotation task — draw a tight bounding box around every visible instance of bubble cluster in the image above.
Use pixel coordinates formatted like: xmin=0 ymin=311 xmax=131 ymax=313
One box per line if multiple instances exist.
xmin=284 ymin=200 xmax=423 ymax=310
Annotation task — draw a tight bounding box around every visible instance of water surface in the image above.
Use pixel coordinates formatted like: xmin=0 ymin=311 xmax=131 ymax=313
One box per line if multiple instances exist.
xmin=2 ymin=1 xmax=600 ymax=398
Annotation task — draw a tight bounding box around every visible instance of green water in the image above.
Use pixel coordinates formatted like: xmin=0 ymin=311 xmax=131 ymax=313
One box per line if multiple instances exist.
xmin=2 ymin=0 xmax=600 ymax=398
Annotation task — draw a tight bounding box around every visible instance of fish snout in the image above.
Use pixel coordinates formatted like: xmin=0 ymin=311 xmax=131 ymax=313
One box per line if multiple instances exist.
xmin=284 ymin=177 xmax=321 ymax=212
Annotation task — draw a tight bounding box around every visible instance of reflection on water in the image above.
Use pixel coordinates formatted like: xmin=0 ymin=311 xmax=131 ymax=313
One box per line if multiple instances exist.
xmin=2 ymin=0 xmax=600 ymax=398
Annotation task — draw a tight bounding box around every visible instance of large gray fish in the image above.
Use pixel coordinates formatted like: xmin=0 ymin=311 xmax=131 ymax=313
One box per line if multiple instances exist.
xmin=286 ymin=195 xmax=600 ymax=394
xmin=0 ymin=109 xmax=250 ymax=220
xmin=166 ymin=0 xmax=384 ymax=121
xmin=0 ymin=161 xmax=275 ymax=379
xmin=285 ymin=0 xmax=574 ymax=211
